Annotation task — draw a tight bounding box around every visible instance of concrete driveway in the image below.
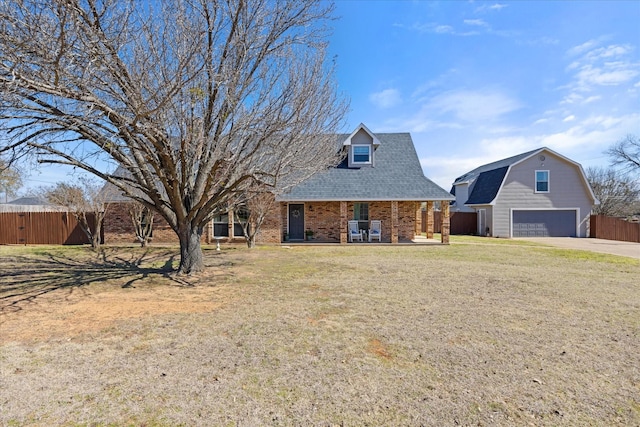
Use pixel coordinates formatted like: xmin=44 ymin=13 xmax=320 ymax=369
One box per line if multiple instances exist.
xmin=517 ymin=237 xmax=640 ymax=260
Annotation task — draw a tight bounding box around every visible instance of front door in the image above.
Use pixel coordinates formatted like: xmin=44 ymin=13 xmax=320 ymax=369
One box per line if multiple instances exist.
xmin=288 ymin=204 xmax=305 ymax=240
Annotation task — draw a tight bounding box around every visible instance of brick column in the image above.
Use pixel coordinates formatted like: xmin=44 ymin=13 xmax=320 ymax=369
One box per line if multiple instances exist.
xmin=426 ymin=201 xmax=434 ymax=239
xmin=415 ymin=202 xmax=421 ymax=238
xmin=340 ymin=201 xmax=347 ymax=244
xmin=228 ymin=210 xmax=234 ymax=239
xmin=441 ymin=202 xmax=450 ymax=244
xmin=391 ymin=201 xmax=399 ymax=244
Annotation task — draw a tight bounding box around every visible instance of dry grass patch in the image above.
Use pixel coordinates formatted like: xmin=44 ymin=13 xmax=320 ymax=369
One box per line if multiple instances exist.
xmin=1 ymin=243 xmax=639 ymax=426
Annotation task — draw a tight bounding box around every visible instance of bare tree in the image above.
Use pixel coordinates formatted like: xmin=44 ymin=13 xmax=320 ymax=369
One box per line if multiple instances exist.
xmin=607 ymin=134 xmax=640 ymax=175
xmin=0 ymin=158 xmax=23 ymax=203
xmin=129 ymin=202 xmax=154 ymax=247
xmin=587 ymin=166 xmax=640 ymax=218
xmin=0 ymin=0 xmax=347 ymax=274
xmin=233 ymin=185 xmax=278 ymax=248
xmin=44 ymin=178 xmax=109 ymax=249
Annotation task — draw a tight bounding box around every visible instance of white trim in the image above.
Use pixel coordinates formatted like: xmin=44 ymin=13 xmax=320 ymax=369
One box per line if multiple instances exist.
xmin=534 ymin=169 xmax=550 ymax=193
xmin=211 ymin=211 xmax=230 ymax=238
xmin=462 ymin=147 xmax=599 ymax=207
xmin=508 ymin=148 xmax=597 ymax=202
xmin=509 ymin=207 xmax=580 ymax=238
xmin=341 ymin=123 xmax=381 ymax=147
xmin=350 ymin=144 xmax=372 ymax=165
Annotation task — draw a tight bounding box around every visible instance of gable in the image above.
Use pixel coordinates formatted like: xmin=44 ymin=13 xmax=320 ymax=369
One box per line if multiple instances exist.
xmin=458 ymin=147 xmax=597 ymax=207
xmin=504 ymin=150 xmax=597 ymax=203
xmin=342 ymin=124 xmax=380 ymax=168
xmin=280 ymin=131 xmax=454 ymax=202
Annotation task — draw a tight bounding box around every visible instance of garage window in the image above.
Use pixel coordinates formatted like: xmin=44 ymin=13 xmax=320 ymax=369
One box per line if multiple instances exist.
xmin=535 ymin=170 xmax=549 ymax=193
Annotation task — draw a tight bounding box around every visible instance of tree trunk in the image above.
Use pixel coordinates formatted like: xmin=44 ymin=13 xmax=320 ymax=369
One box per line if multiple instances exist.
xmin=177 ymin=225 xmax=205 ymax=274
xmin=77 ymin=212 xmax=99 ymax=250
xmin=246 ymin=234 xmax=256 ymax=249
xmin=92 ymin=213 xmax=104 ymax=250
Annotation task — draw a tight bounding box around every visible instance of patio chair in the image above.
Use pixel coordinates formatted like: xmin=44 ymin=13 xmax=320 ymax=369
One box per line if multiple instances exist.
xmin=348 ymin=220 xmax=363 ymax=242
xmin=369 ymin=220 xmax=382 ymax=242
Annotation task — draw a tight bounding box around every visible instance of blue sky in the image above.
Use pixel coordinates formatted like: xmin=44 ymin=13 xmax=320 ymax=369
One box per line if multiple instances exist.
xmin=329 ymin=0 xmax=640 ymax=189
xmin=17 ymin=0 xmax=640 ymax=194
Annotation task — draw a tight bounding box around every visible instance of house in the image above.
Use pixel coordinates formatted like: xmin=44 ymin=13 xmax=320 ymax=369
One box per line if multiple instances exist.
xmin=102 ymin=124 xmax=455 ymax=244
xmin=275 ymin=123 xmax=454 ymax=243
xmin=450 ymin=147 xmax=598 ymax=238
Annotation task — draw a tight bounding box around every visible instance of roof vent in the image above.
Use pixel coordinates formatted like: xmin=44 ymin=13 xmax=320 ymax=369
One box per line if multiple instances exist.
xmin=539 ymin=155 xmax=546 ymax=161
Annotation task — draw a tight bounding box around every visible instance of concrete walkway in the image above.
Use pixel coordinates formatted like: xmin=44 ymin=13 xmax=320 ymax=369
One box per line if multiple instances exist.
xmin=516 ymin=237 xmax=640 ymax=260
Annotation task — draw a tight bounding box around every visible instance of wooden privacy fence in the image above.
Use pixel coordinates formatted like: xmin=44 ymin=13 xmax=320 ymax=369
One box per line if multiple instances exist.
xmin=590 ymin=215 xmax=640 ymax=243
xmin=0 ymin=212 xmax=101 ymax=245
xmin=422 ymin=211 xmax=477 ymax=235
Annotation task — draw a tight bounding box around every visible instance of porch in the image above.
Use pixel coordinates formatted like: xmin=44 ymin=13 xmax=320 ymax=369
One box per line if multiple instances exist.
xmin=282 ymin=200 xmax=450 ymax=245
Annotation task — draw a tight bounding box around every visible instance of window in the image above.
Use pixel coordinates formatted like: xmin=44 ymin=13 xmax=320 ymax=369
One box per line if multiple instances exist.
xmin=352 ymin=145 xmax=371 ymax=163
xmin=354 ymin=202 xmax=369 ymax=230
xmin=213 ymin=212 xmax=229 ymax=237
xmin=535 ymin=170 xmax=549 ymax=193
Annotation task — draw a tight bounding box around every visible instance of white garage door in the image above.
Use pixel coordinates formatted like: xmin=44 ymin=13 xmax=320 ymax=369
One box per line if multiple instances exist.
xmin=513 ymin=210 xmax=576 ymax=237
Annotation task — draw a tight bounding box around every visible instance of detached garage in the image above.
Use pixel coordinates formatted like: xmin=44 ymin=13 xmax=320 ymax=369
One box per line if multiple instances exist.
xmin=512 ymin=210 xmax=577 ymax=237
xmin=450 ymin=147 xmax=598 ymax=238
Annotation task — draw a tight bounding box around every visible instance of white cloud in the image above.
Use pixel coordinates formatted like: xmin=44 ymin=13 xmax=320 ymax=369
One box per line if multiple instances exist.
xmin=377 ymin=87 xmax=522 ymax=135
xmin=416 ymin=111 xmax=640 ymax=189
xmin=566 ymin=41 xmax=640 ymax=92
xmin=538 ymin=111 xmax=640 ymax=152
xmin=428 ymin=89 xmax=521 ymax=123
xmin=400 ymin=22 xmax=456 ymax=34
xmin=475 ymin=3 xmax=508 ymax=13
xmin=369 ymin=88 xmax=402 ymax=109
xmin=464 ymin=19 xmax=488 ymax=27
xmin=583 ymin=95 xmax=601 ymax=104
xmin=585 ymin=44 xmax=634 ymax=61
xmin=574 ymin=64 xmax=639 ymax=87
xmin=568 ymin=39 xmax=602 ymax=57
xmin=563 ymin=115 xmax=576 ymax=122
xmin=398 ymin=22 xmax=481 ymax=37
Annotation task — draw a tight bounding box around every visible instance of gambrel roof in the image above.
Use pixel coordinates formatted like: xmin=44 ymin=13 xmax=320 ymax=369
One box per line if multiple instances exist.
xmin=279 ymin=130 xmax=453 ymax=202
xmin=452 ymin=147 xmax=597 ymax=206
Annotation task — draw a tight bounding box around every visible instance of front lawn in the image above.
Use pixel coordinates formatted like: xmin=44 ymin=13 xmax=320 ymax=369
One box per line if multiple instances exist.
xmin=1 ymin=243 xmax=638 ymax=426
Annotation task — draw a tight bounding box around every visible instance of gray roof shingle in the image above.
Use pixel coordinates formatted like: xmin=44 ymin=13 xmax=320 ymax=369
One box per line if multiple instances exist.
xmin=453 ymin=147 xmax=544 ymax=205
xmin=453 ymin=148 xmax=540 ymax=184
xmin=279 ymin=133 xmax=453 ymax=201
xmin=464 ymin=166 xmax=509 ymax=205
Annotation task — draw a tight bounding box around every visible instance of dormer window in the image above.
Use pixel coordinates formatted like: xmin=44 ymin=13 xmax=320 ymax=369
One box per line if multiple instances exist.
xmin=352 ymin=145 xmax=371 ymax=164
xmin=342 ymin=123 xmax=380 ymax=168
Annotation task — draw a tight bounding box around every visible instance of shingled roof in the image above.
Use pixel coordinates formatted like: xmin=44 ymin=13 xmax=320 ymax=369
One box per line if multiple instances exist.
xmin=452 ymin=148 xmax=542 ymax=206
xmin=453 ymin=148 xmax=540 ymax=185
xmin=279 ymin=132 xmax=453 ymax=202
xmin=452 ymin=146 xmax=599 ymax=206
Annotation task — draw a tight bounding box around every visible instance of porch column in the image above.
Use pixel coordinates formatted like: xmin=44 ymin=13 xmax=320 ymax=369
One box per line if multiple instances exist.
xmin=228 ymin=209 xmax=234 ymax=240
xmin=415 ymin=202 xmax=421 ymax=238
xmin=340 ymin=201 xmax=347 ymax=244
xmin=391 ymin=201 xmax=399 ymax=244
xmin=426 ymin=201 xmax=434 ymax=239
xmin=441 ymin=202 xmax=450 ymax=244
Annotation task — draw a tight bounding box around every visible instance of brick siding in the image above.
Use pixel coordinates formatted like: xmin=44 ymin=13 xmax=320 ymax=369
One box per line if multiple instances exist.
xmin=104 ymin=202 xmax=212 ymax=245
xmin=104 ymin=199 xmax=423 ymax=245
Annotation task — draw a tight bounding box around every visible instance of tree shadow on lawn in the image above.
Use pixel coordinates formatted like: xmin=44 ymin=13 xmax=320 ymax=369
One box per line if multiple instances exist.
xmin=0 ymin=247 xmax=231 ymax=314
